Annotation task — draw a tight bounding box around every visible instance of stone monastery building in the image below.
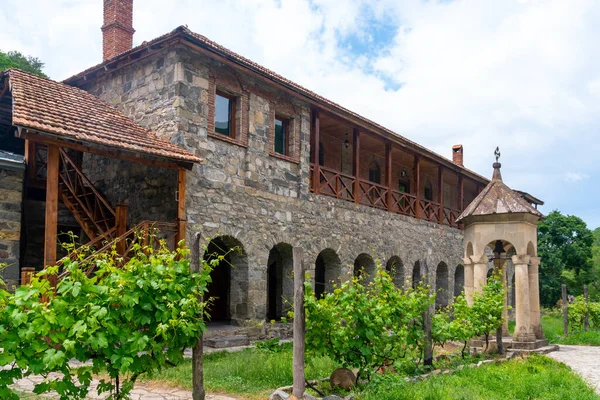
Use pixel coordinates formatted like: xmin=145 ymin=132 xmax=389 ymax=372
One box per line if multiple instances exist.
xmin=0 ymin=0 xmax=542 ymax=326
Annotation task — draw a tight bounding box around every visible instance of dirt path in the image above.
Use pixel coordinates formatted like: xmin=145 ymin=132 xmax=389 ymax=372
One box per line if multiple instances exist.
xmin=547 ymin=344 xmax=600 ymax=394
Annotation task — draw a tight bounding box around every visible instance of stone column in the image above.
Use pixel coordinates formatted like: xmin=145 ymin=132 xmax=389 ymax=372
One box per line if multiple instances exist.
xmin=529 ymin=256 xmax=544 ymax=339
xmin=512 ymin=254 xmax=535 ymax=342
xmin=492 ymin=257 xmax=510 ymax=336
xmin=463 ymin=257 xmax=474 ymax=306
xmin=471 ymin=255 xmax=488 ymax=296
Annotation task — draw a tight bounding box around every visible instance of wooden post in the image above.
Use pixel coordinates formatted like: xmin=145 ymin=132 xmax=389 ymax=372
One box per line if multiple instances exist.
xmin=20 ymin=267 xmax=36 ymax=286
xmin=353 ymin=128 xmax=360 ymax=204
xmin=385 ymin=142 xmax=392 ymax=210
xmin=562 ymin=284 xmax=568 ymax=337
xmin=414 ymin=155 xmax=421 ymax=219
xmin=312 ymin=110 xmax=320 ymax=194
xmin=44 ymin=144 xmax=59 ymax=288
xmin=115 ymin=203 xmax=128 ymax=256
xmin=176 ymin=169 xmax=187 ymax=247
xmin=458 ymin=174 xmax=464 ymax=212
xmin=191 ymin=232 xmax=205 ymax=400
xmin=292 ymin=246 xmax=306 ymax=399
xmin=437 ymin=166 xmax=443 ymax=224
xmin=584 ymin=285 xmax=589 ymax=332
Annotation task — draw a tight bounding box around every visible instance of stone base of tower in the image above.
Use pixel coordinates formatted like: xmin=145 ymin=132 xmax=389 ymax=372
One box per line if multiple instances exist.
xmin=470 ymin=337 xmax=557 ymax=353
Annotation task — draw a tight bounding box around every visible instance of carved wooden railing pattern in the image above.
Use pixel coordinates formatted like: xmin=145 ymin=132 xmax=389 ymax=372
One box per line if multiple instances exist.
xmin=358 ymin=180 xmax=388 ymax=209
xmin=57 ymin=220 xmax=178 ymax=280
xmin=317 ymin=166 xmax=356 ymax=201
xmin=443 ymin=207 xmax=460 ymax=228
xmin=58 ymin=149 xmax=116 ymax=240
xmin=420 ymin=199 xmax=441 ymax=224
xmin=390 ymin=191 xmax=417 ymax=218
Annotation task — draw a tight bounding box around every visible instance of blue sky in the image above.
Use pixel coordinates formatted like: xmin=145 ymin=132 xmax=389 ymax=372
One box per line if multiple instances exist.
xmin=1 ymin=0 xmax=598 ymax=228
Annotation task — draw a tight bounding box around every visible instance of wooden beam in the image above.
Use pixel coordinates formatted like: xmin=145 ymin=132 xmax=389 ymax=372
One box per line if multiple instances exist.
xmin=458 ymin=174 xmax=464 ymax=212
xmin=44 ymin=144 xmax=59 ymax=288
xmin=312 ymin=110 xmax=320 ymax=194
xmin=176 ymin=169 xmax=187 ymax=246
xmin=115 ymin=203 xmax=128 ymax=256
xmin=292 ymin=246 xmax=306 ymax=398
xmin=414 ymin=155 xmax=421 ymax=219
xmin=438 ymin=165 xmax=444 ymax=224
xmin=353 ymin=128 xmax=360 ymax=204
xmin=385 ymin=142 xmax=392 ymax=210
xmin=18 ymin=129 xmax=194 ymax=170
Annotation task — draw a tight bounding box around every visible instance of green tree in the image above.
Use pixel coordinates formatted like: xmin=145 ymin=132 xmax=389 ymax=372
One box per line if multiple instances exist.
xmin=538 ymin=210 xmax=594 ymax=307
xmin=0 ymin=50 xmax=47 ymax=78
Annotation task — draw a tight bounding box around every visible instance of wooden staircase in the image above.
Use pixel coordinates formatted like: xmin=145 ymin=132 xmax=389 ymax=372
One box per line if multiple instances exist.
xmin=57 ymin=149 xmax=116 ymax=241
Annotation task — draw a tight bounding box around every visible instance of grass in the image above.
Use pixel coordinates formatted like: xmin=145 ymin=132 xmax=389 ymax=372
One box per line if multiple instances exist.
xmin=139 ymin=342 xmax=335 ymax=399
xmin=356 ymin=354 xmax=600 ymax=400
xmin=541 ymin=311 xmax=600 ymax=346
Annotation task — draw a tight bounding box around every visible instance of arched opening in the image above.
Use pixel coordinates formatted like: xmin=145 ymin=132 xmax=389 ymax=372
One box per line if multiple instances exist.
xmin=267 ymin=243 xmax=293 ymax=321
xmin=435 ymin=262 xmax=449 ymax=309
xmin=412 ymin=261 xmax=423 ymax=288
xmin=354 ymin=253 xmax=376 ymax=283
xmin=487 ymin=267 xmax=494 ymax=279
xmin=454 ymin=264 xmax=465 ymax=297
xmin=466 ymin=242 xmax=474 ymax=259
xmin=204 ymin=235 xmax=248 ymax=323
xmin=315 ymin=248 xmax=342 ymax=299
xmin=424 ymin=181 xmax=433 ymax=201
xmin=527 ymin=241 xmax=536 ymax=257
xmin=368 ymin=161 xmax=381 ymax=184
xmin=386 ymin=256 xmax=404 ymax=288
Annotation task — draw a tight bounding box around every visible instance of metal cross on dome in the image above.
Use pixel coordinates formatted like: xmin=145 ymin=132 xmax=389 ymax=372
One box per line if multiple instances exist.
xmin=494 ymin=147 xmax=501 ymax=162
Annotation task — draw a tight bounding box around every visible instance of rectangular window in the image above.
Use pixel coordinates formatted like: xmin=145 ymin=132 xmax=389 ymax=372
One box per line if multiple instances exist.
xmin=274 ymin=116 xmax=289 ymax=155
xmin=215 ymin=91 xmax=236 ymax=138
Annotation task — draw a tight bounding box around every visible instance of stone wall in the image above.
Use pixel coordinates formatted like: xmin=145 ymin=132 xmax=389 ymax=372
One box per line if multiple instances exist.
xmin=0 ymin=165 xmax=24 ymax=289
xmin=78 ymin=45 xmax=465 ymax=325
xmin=79 ymin=48 xmax=181 ymax=225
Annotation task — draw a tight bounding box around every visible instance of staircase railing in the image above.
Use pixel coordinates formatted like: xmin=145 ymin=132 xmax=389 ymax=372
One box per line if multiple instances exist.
xmin=57 ymin=220 xmax=178 ymax=280
xmin=58 ymin=149 xmax=116 ymax=240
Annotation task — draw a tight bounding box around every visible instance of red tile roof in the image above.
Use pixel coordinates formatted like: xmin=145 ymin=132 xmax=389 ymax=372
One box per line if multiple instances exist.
xmin=4 ymin=68 xmax=201 ymax=167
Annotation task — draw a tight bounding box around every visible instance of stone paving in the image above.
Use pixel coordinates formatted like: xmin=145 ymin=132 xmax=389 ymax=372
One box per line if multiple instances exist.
xmin=547 ymin=345 xmax=600 ymax=395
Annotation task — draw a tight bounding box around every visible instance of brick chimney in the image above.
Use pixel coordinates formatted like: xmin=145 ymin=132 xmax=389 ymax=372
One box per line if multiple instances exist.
xmin=101 ymin=0 xmax=135 ymax=62
xmin=452 ymin=144 xmax=464 ymax=167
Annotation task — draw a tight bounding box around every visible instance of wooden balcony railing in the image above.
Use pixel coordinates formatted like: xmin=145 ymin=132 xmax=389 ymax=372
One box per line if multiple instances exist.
xmin=390 ymin=190 xmax=418 ymax=218
xmin=317 ymin=166 xmax=356 ymax=202
xmin=359 ymin=180 xmax=388 ymax=210
xmin=309 ymin=164 xmax=461 ymax=228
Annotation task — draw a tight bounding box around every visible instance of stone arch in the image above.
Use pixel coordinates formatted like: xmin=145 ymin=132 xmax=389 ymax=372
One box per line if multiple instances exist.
xmin=466 ymin=242 xmax=474 ymax=258
xmin=454 ymin=264 xmax=465 ymax=297
xmin=412 ymin=260 xmax=423 ymax=288
xmin=315 ymin=248 xmax=342 ymax=298
xmin=267 ymin=243 xmax=293 ymax=321
xmin=435 ymin=262 xmax=449 ymax=308
xmin=204 ymin=235 xmax=248 ymax=324
xmin=527 ymin=241 xmax=536 ymax=257
xmin=354 ymin=253 xmax=376 ymax=283
xmin=386 ymin=256 xmax=404 ymax=288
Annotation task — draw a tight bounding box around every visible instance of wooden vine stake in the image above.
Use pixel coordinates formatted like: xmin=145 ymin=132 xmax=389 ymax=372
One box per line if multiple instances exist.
xmin=191 ymin=233 xmax=205 ymax=400
xmin=292 ymin=246 xmax=306 ymax=400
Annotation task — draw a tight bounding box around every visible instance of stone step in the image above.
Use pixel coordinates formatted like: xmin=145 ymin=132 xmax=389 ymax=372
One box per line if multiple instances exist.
xmin=204 ymin=335 xmax=250 ymax=349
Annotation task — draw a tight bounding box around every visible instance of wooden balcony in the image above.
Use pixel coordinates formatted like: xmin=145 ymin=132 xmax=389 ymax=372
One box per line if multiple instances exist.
xmin=310 ymin=164 xmax=461 ymax=228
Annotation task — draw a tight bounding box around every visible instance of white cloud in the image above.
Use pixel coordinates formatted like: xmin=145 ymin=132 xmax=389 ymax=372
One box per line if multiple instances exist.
xmin=563 ymin=172 xmax=589 ymax=182
xmin=1 ymin=0 xmax=600 ymax=226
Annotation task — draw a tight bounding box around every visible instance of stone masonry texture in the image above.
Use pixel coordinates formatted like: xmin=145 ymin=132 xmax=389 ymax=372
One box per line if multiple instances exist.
xmin=0 ymin=167 xmax=24 ymax=289
xmin=78 ymin=45 xmax=465 ymax=325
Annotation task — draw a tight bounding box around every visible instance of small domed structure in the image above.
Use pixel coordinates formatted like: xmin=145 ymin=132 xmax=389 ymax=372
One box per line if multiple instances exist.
xmin=456 ymin=148 xmax=547 ymax=349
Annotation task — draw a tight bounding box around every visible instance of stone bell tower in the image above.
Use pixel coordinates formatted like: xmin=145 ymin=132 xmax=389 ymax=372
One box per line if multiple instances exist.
xmin=456 ymin=148 xmax=548 ymax=350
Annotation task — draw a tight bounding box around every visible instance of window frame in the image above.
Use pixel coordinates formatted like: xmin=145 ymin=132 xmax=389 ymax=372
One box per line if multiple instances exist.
xmin=273 ymin=115 xmax=290 ymax=156
xmin=215 ymin=89 xmax=237 ymax=139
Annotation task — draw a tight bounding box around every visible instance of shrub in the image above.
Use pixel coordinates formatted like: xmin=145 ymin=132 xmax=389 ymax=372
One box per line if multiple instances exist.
xmin=0 ymin=240 xmax=210 ymax=400
xmin=568 ymin=295 xmax=600 ymax=331
xmin=304 ymin=264 xmax=432 ymax=380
